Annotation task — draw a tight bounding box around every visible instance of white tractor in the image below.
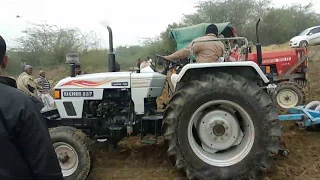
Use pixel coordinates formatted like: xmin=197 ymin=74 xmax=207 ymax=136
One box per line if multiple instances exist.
xmin=44 ymin=24 xmax=281 ymax=180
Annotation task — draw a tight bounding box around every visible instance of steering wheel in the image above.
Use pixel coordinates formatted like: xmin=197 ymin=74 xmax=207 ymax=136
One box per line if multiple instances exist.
xmin=156 ymin=54 xmax=183 ymax=74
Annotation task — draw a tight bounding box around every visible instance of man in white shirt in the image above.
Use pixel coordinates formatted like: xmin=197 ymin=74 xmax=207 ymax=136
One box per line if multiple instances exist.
xmin=140 ymin=57 xmax=151 ymax=69
xmin=148 ymin=57 xmax=153 ymax=64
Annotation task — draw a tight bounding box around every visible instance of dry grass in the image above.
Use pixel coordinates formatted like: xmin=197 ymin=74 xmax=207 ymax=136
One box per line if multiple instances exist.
xmin=262 ymin=43 xmax=291 ymax=52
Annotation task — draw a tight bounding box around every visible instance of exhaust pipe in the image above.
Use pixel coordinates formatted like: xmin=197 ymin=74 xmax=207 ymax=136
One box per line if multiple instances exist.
xmin=255 ymin=18 xmax=262 ymax=66
xmin=70 ymin=64 xmax=76 ymax=77
xmin=65 ymin=53 xmax=79 ymax=77
xmin=107 ymin=26 xmax=115 ymax=72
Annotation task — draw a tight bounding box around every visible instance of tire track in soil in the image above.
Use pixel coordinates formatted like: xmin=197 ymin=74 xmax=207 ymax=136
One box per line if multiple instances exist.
xmin=89 ymin=55 xmax=320 ymax=180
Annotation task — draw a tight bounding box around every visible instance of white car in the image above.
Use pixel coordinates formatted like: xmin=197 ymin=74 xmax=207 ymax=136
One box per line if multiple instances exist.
xmin=289 ymin=26 xmax=320 ymax=48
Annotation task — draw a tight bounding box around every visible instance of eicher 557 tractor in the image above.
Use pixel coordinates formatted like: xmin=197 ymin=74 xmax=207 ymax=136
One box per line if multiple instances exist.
xmin=169 ymin=20 xmax=309 ymax=113
xmin=44 ymin=20 xmax=281 ymax=180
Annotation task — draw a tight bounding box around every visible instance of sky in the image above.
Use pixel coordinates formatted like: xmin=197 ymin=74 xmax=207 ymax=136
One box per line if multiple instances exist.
xmin=1 ymin=0 xmax=320 ymax=48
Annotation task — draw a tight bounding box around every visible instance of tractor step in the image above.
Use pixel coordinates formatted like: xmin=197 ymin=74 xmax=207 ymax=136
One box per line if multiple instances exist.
xmin=141 ymin=115 xmax=163 ymax=121
xmin=140 ymin=115 xmax=163 ymax=144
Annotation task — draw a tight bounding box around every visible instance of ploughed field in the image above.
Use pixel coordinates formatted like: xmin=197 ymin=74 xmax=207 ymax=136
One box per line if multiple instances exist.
xmin=88 ymin=47 xmax=320 ymax=180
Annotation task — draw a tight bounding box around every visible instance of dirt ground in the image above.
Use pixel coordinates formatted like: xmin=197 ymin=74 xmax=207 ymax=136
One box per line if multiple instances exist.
xmin=88 ymin=48 xmax=320 ymax=180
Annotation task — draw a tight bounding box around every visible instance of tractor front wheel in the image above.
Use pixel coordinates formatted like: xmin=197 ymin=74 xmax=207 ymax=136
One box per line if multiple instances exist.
xmin=49 ymin=126 xmax=91 ymax=180
xmin=274 ymin=81 xmax=305 ymax=114
xmin=163 ymin=72 xmax=281 ymax=180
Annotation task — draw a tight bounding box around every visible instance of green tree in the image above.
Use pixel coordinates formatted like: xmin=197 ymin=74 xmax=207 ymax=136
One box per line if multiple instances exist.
xmin=160 ymin=23 xmax=184 ymax=54
xmin=181 ymin=0 xmax=271 ymax=40
xmin=259 ymin=2 xmax=320 ymax=45
xmin=15 ymin=22 xmax=101 ymax=66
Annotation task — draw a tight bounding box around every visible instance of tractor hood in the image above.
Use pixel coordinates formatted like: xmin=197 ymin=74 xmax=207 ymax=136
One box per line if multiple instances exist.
xmin=54 ymin=72 xmax=131 ymax=89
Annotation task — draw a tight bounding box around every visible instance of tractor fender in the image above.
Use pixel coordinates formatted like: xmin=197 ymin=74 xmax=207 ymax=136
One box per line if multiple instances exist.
xmin=175 ymin=61 xmax=269 ymax=83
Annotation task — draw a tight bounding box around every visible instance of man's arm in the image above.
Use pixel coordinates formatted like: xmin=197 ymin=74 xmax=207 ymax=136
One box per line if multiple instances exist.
xmin=15 ymin=98 xmax=63 ymax=180
xmin=164 ymin=42 xmax=192 ymax=61
xmin=25 ymin=78 xmax=41 ymax=99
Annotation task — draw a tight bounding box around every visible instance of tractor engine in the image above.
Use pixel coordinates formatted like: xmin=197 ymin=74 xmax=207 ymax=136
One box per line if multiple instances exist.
xmin=96 ymin=100 xmax=128 ymax=125
xmin=90 ymin=89 xmax=132 ymax=127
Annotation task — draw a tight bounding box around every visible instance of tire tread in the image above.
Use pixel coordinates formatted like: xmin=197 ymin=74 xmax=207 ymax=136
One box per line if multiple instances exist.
xmin=163 ymin=72 xmax=281 ymax=180
xmin=49 ymin=126 xmax=91 ymax=180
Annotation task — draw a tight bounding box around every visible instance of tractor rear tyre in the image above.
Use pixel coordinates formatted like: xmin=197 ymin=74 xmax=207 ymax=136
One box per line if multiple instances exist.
xmin=49 ymin=126 xmax=91 ymax=180
xmin=163 ymin=72 xmax=281 ymax=180
xmin=273 ymin=81 xmax=305 ymax=114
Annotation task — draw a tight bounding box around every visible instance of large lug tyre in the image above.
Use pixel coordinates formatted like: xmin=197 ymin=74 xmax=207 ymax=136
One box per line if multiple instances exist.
xmin=294 ymin=79 xmax=309 ymax=89
xmin=52 ymin=126 xmax=94 ymax=153
xmin=50 ymin=126 xmax=91 ymax=180
xmin=273 ymin=81 xmax=306 ymax=114
xmin=162 ymin=72 xmax=281 ymax=180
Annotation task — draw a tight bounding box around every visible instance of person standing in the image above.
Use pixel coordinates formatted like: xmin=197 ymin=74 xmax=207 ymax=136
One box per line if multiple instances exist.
xmin=36 ymin=70 xmax=51 ymax=92
xmin=140 ymin=57 xmax=152 ymax=69
xmin=17 ymin=65 xmax=39 ymax=98
xmin=147 ymin=56 xmax=153 ymax=64
xmin=17 ymin=64 xmax=44 ymax=111
xmin=36 ymin=70 xmax=54 ymax=111
xmin=75 ymin=64 xmax=83 ymax=75
xmin=0 ymin=35 xmax=63 ymax=179
xmin=137 ymin=58 xmax=142 ymax=69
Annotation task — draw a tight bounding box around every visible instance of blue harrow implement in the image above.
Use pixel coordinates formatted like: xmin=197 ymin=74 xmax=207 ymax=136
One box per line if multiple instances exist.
xmin=279 ymin=101 xmax=320 ymax=129
xmin=277 ymin=101 xmax=320 ymax=157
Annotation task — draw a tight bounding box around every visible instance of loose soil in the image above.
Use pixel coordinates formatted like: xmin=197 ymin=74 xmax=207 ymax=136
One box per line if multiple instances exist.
xmin=88 ymin=46 xmax=320 ymax=180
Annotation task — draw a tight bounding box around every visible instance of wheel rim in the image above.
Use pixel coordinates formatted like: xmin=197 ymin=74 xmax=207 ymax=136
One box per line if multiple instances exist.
xmin=276 ymin=89 xmax=299 ymax=109
xmin=301 ymin=42 xmax=307 ymax=47
xmin=55 ymin=142 xmax=79 ymax=177
xmin=187 ymin=100 xmax=255 ymax=167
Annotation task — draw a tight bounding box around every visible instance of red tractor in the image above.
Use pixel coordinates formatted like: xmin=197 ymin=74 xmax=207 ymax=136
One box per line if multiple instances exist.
xmin=247 ymin=48 xmax=308 ymax=111
xmin=169 ymin=21 xmax=309 ymax=111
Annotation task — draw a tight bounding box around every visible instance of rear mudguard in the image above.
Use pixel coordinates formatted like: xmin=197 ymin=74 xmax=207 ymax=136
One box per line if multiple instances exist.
xmin=175 ymin=61 xmax=269 ymax=84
